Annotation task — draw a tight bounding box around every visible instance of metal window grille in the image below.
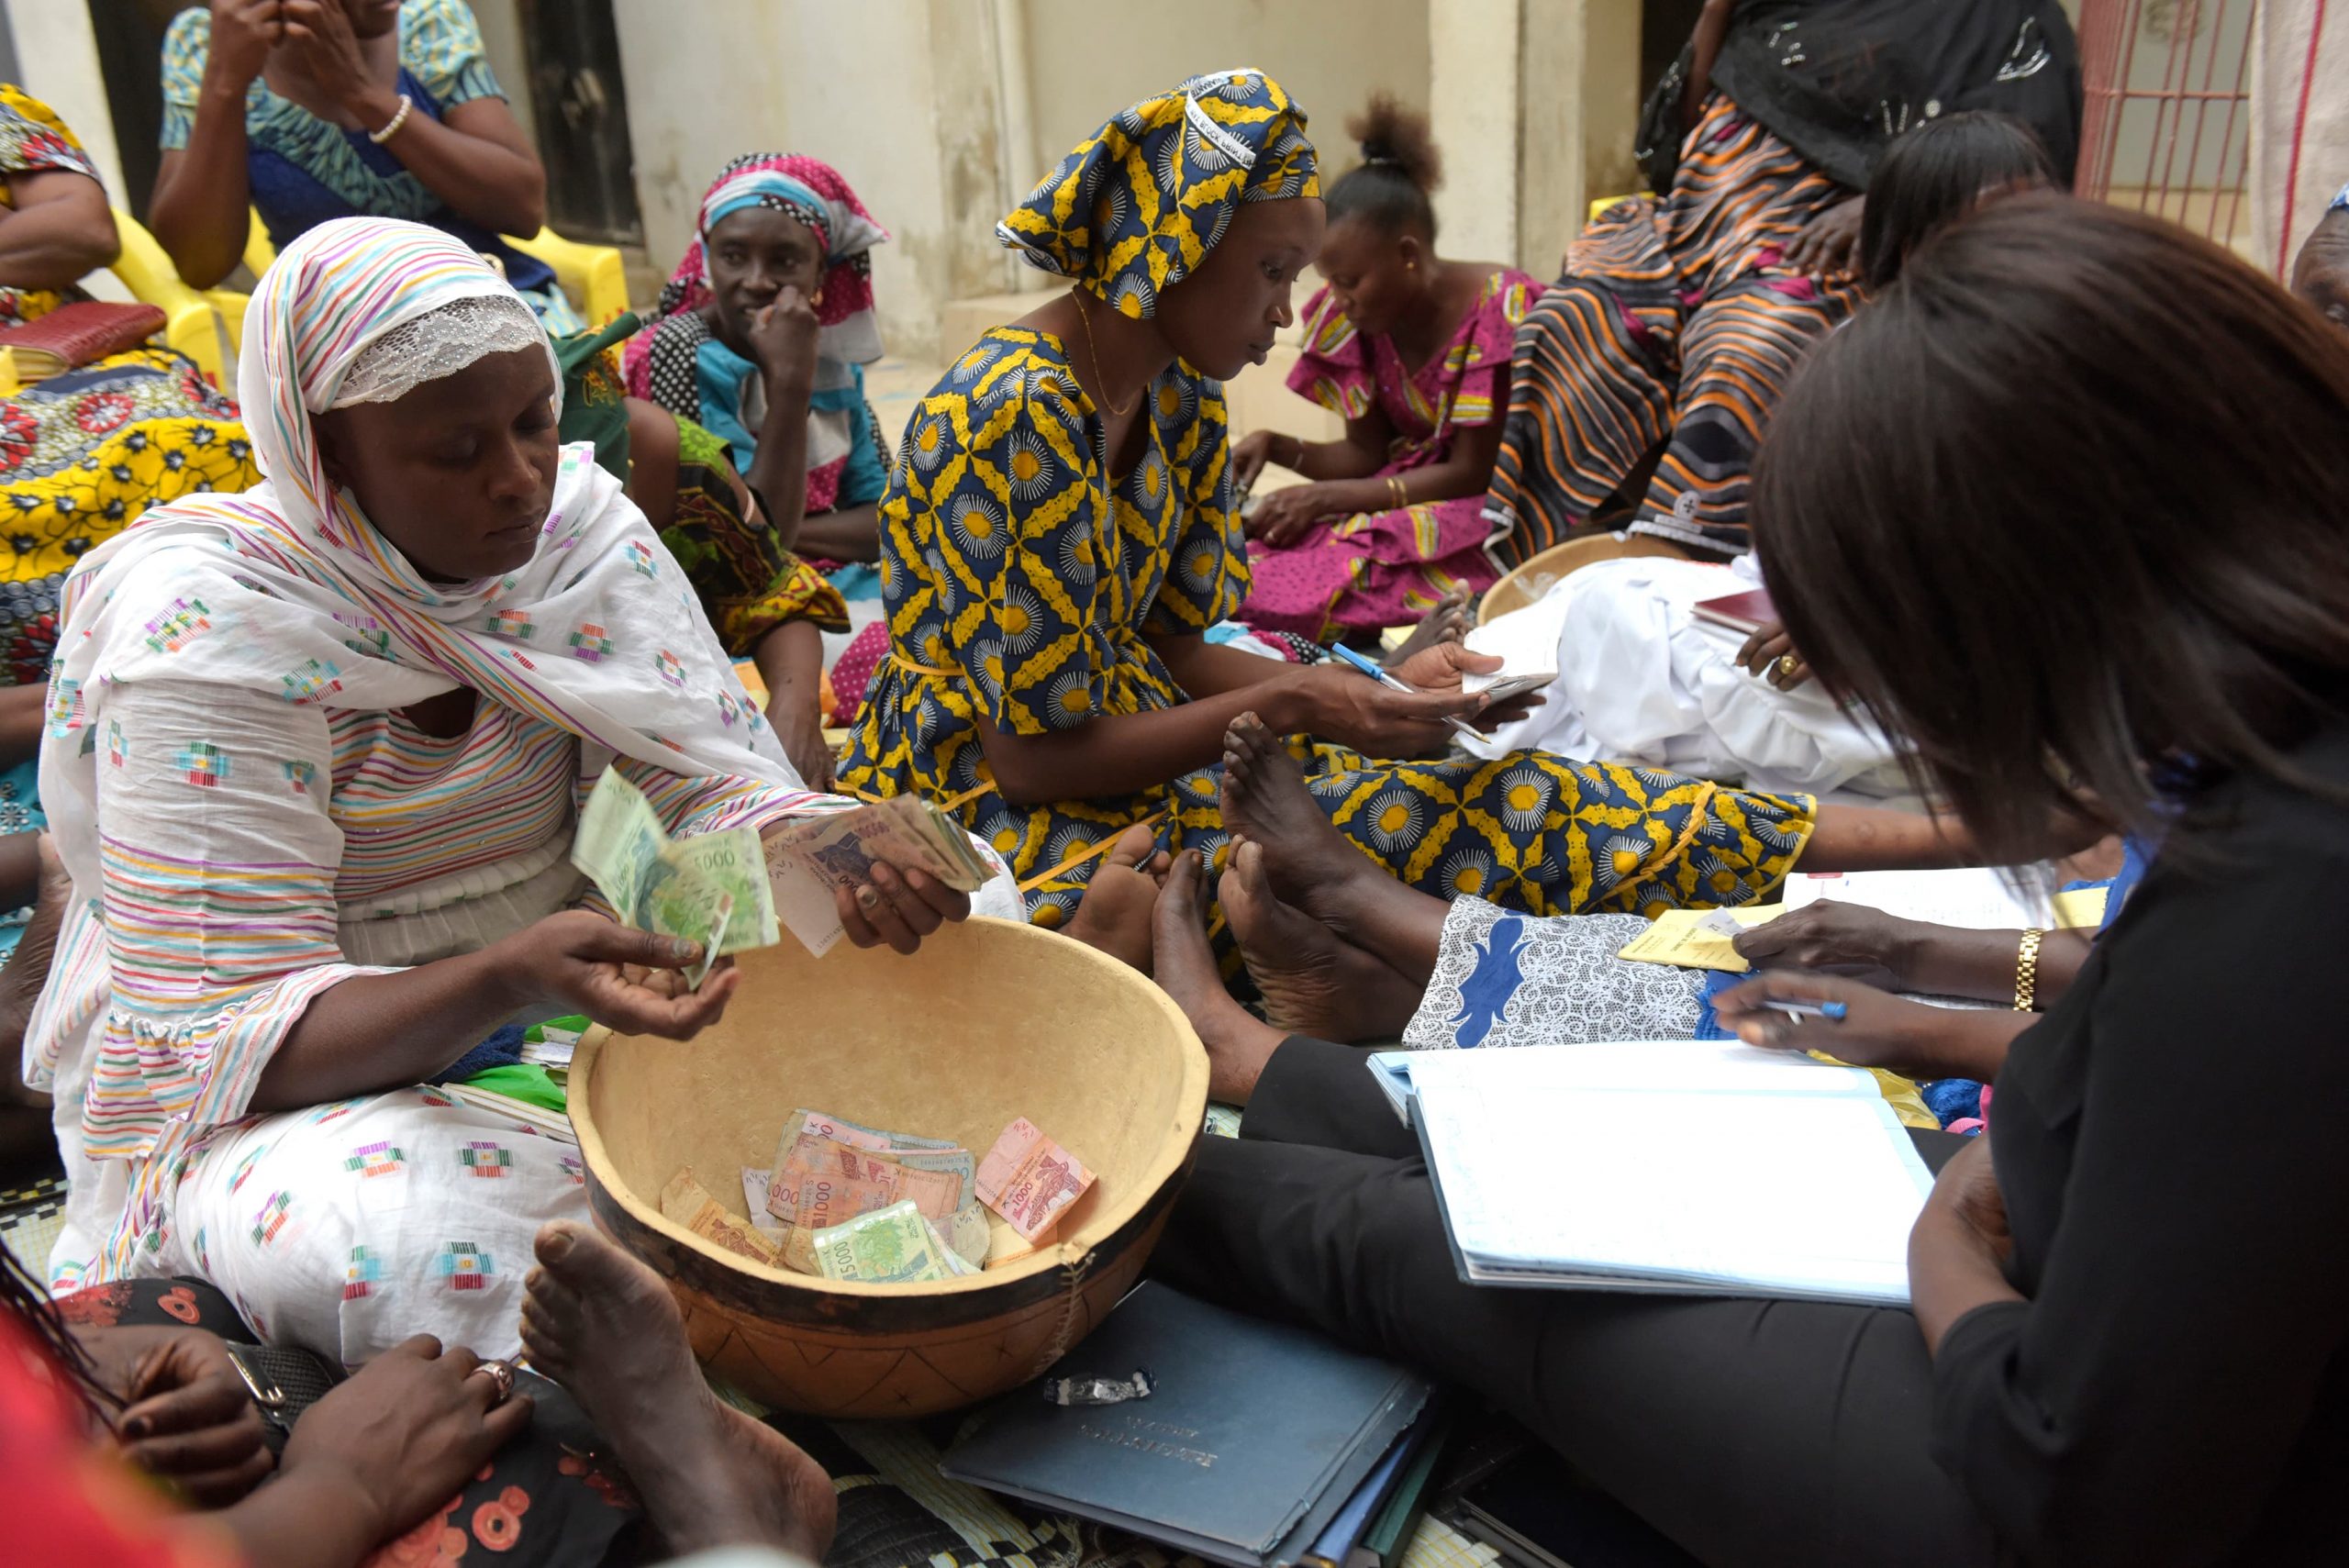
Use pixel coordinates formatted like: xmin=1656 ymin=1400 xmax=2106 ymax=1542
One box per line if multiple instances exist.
xmin=2074 ymin=0 xmax=2256 ymax=250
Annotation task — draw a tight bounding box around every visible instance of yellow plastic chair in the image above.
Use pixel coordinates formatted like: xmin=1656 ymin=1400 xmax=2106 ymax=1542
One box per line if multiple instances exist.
xmin=244 ymin=210 xmax=629 ymax=325
xmin=240 ymin=207 xmax=274 ymax=280
xmin=509 ymin=228 xmax=630 ymax=324
xmin=120 ymin=206 xmax=631 ymax=376
xmin=106 ymin=206 xmax=234 ymax=386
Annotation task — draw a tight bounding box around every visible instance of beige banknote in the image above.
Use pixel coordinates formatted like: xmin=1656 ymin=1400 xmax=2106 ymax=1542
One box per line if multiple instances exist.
xmin=976 ymin=1117 xmax=1097 ymax=1243
xmin=661 ymin=1167 xmax=783 ymax=1268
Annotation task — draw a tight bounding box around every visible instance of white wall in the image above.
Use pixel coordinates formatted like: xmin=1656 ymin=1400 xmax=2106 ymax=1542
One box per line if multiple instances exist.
xmin=467 ymin=0 xmax=538 ymax=142
xmin=610 ymin=0 xmax=1009 ymax=361
xmin=1429 ymin=0 xmax=1519 ymax=263
xmin=3 ymin=0 xmax=127 ymax=204
xmin=1017 ymin=0 xmax=1431 ymax=189
xmin=1431 ymin=0 xmax=1642 ymax=277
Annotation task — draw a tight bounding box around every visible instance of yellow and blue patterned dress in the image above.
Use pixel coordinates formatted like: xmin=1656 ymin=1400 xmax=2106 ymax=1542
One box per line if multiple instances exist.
xmin=838 ymin=327 xmax=1817 ymax=929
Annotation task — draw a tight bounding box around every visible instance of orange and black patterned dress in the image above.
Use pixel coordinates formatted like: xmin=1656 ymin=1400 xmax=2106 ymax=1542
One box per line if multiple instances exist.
xmin=1486 ymin=93 xmax=1864 ymax=565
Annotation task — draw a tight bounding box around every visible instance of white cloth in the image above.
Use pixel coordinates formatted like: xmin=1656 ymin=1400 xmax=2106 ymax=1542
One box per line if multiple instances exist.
xmin=2251 ymin=0 xmax=2349 ymax=277
xmin=1455 ymin=556 xmax=1909 ymax=798
xmin=162 ymin=1082 xmax=593 ymax=1367
xmin=23 ymin=219 xmax=1018 ymax=1351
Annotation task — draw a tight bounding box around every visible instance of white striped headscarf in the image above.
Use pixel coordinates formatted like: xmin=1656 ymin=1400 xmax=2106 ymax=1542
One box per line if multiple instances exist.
xmin=42 ymin=217 xmax=798 ymax=803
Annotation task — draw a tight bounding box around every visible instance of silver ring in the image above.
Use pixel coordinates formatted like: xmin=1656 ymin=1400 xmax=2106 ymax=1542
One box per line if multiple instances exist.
xmin=473 ymin=1358 xmax=518 ymax=1406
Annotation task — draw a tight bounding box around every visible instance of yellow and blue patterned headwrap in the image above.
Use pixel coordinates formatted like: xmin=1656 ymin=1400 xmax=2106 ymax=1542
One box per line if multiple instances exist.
xmin=996 ymin=69 xmax=1319 ymax=320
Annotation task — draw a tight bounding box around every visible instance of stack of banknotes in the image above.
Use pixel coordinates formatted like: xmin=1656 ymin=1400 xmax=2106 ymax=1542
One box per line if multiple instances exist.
xmin=573 ymin=767 xmax=993 ymax=971
xmin=657 ymin=1105 xmax=1097 ymax=1285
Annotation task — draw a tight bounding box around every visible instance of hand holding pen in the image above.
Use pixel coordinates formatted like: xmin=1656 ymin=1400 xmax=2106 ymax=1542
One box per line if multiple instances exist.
xmin=1711 ymin=970 xmax=2019 ymax=1084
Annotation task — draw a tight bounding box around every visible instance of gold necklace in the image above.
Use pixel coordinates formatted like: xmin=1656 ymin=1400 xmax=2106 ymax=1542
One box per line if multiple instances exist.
xmin=1072 ymin=291 xmax=1141 ymax=417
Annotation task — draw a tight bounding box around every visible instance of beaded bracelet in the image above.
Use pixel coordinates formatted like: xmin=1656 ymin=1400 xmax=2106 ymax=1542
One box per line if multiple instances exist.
xmin=369 ymin=94 xmax=415 ymax=146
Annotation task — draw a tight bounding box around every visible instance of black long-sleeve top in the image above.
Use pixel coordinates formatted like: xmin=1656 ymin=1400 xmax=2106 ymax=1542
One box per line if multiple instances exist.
xmin=1932 ymin=721 xmax=2349 ymax=1564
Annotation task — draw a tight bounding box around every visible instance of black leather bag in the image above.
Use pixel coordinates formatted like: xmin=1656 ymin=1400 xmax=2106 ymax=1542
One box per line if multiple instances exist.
xmin=223 ymin=1341 xmax=346 ymax=1453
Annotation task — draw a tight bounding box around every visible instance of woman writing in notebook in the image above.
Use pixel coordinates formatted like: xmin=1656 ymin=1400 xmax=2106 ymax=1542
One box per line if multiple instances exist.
xmin=1149 ymin=197 xmax=2349 ymax=1566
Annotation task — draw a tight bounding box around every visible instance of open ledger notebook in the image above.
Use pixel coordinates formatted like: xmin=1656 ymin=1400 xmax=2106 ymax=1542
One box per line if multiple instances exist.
xmin=1402 ymin=1041 xmax=1936 ymax=1306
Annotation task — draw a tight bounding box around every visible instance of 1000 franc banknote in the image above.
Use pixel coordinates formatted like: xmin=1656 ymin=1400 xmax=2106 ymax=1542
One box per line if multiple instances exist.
xmin=573 ymin=767 xmax=779 ymax=962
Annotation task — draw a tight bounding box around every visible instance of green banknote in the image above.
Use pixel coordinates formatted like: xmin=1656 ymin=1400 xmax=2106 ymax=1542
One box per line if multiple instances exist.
xmin=573 ymin=766 xmax=781 ymax=969
xmin=810 ymin=1199 xmax=954 ymax=1284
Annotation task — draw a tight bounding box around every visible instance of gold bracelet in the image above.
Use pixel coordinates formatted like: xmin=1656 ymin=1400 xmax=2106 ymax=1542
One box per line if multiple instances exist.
xmin=2013 ymin=928 xmax=2044 ymax=1011
xmin=1387 ymin=475 xmax=1408 ymax=508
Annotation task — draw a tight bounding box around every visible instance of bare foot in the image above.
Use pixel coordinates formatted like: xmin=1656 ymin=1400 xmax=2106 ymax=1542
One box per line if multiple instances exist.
xmin=1217 ymin=712 xmax=1386 ymax=931
xmin=1063 ymin=824 xmax=1167 ymax=974
xmin=519 ymin=1221 xmax=836 ymax=1562
xmin=1381 ymin=584 xmax=1474 ymax=670
xmin=1224 ymin=840 xmax=1419 ymax=1044
xmin=1151 ymin=850 xmax=1287 ymax=1103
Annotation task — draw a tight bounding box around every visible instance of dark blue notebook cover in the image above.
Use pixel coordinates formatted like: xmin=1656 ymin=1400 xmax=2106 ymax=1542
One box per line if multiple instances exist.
xmin=940 ymin=1283 xmax=1432 ymax=1567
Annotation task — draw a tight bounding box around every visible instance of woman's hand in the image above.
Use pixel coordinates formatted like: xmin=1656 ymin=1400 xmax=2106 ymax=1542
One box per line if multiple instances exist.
xmin=1908 ymin=1133 xmax=2022 ymax=1355
xmin=1781 ymin=195 xmax=1865 ymax=278
xmin=278 ymin=0 xmax=379 ymax=121
xmin=1712 ymin=970 xmax=1941 ymax=1070
xmin=775 ymin=702 xmax=837 ymax=793
xmin=1715 ymin=965 xmax=2028 ymax=1083
xmin=1246 ymin=484 xmax=1335 ymax=548
xmin=112 ymin=1330 xmax=275 ymax=1507
xmin=1734 ymin=618 xmax=1811 ymax=690
xmin=206 ymin=0 xmax=284 ymax=88
xmin=831 ymin=860 xmax=970 ymax=955
xmin=1231 ymin=430 xmax=1279 ymax=495
xmin=278 ymin=1336 xmax=533 ymax=1551
xmin=1387 ymin=641 xmax=1544 ymax=731
xmin=1290 ymin=647 xmax=1488 ymax=757
xmin=1923 ymin=1135 xmax=2012 ymax=1263
xmin=748 ymin=287 xmax=823 ymax=396
xmin=1731 ymin=899 xmax=1926 ymax=989
xmin=489 ymin=911 xmax=739 ymax=1038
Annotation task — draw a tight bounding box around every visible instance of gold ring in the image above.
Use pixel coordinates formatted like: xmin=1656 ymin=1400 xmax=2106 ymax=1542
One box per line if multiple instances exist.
xmin=473 ymin=1359 xmax=518 ymax=1406
xmin=1775 ymin=654 xmax=1799 ymax=681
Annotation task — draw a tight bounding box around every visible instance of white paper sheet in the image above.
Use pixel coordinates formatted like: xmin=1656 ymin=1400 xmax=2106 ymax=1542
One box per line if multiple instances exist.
xmin=1408 ymin=1041 xmax=1936 ymax=1305
xmin=1780 ymin=867 xmax=2050 ymax=929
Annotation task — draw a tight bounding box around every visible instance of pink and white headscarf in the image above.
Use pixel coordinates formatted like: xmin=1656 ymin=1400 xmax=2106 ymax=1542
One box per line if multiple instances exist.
xmin=41 ymin=217 xmax=799 ymax=802
xmin=622 ymin=152 xmax=889 ymax=402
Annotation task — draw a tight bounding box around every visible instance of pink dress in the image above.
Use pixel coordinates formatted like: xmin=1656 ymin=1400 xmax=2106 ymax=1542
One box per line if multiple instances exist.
xmin=1241 ymin=268 xmax=1541 ymax=639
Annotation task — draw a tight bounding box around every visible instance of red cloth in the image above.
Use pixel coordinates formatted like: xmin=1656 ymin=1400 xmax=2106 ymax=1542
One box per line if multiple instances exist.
xmin=0 ymin=1310 xmax=242 ymax=1568
xmin=828 ymin=619 xmax=892 ymax=724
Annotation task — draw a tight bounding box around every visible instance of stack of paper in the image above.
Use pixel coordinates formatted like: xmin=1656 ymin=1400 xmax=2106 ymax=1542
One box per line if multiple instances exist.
xmin=1781 ymin=867 xmax=2105 ymax=930
xmin=1404 ymin=1041 xmax=1935 ymax=1305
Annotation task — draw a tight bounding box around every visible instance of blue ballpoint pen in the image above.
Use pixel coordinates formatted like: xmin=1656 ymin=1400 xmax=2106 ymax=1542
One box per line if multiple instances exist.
xmin=1771 ymin=999 xmax=1848 ymax=1023
xmin=1326 ymin=643 xmax=1478 ymax=737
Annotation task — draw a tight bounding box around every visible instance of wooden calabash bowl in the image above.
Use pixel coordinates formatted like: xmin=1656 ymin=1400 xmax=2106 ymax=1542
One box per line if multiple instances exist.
xmin=569 ymin=915 xmax=1208 ymax=1418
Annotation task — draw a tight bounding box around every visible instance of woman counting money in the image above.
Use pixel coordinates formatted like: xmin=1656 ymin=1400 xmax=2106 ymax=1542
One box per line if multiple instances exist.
xmin=20 ymin=216 xmax=1019 ymax=1366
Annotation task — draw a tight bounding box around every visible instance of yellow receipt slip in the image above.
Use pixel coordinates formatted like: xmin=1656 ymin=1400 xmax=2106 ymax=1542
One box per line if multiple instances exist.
xmin=1617 ymin=906 xmax=1786 ymax=973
